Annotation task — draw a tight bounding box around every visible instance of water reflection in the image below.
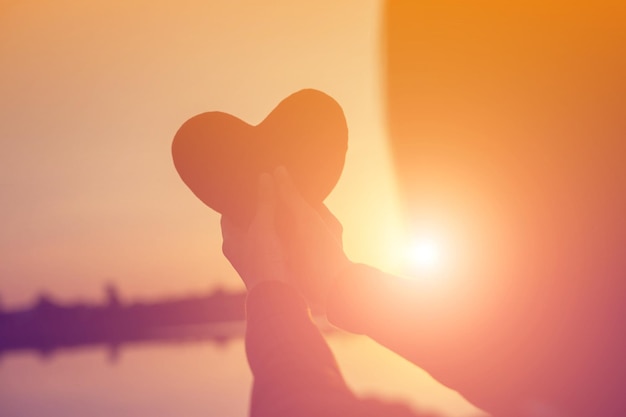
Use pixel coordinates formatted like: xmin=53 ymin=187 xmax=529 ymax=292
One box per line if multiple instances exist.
xmin=0 ymin=336 xmax=484 ymax=417
xmin=0 ymin=288 xmax=484 ymax=417
xmin=0 ymin=340 xmax=252 ymax=417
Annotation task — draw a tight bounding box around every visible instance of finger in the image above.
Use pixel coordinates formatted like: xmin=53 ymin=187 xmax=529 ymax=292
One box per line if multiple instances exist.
xmin=220 ymin=215 xmax=244 ymax=240
xmin=273 ymin=165 xmax=309 ymax=216
xmin=253 ymin=172 xmax=276 ymax=230
xmin=317 ymin=203 xmax=344 ymax=248
xmin=220 ymin=215 xmax=243 ymax=260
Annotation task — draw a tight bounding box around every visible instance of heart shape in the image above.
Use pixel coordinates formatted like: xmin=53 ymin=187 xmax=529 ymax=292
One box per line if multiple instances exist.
xmin=172 ymin=89 xmax=348 ymax=226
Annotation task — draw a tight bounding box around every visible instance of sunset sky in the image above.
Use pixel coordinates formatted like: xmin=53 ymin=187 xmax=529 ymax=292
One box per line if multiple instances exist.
xmin=1 ymin=0 xmax=403 ymax=308
xmin=3 ymin=1 xmax=626 ymax=416
xmin=1 ymin=4 xmax=482 ymax=414
xmin=3 ymin=0 xmax=623 ymax=309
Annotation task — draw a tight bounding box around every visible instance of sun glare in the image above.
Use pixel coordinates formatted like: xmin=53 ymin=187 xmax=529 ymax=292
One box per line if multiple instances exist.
xmin=404 ymin=238 xmax=443 ymax=273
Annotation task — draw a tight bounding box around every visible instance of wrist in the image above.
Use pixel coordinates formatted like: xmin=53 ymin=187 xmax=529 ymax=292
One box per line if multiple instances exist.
xmin=246 ymin=280 xmax=310 ymax=323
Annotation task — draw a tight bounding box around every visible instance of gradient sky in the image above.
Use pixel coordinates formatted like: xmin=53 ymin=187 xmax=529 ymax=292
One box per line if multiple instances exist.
xmin=0 ymin=5 xmax=483 ymax=414
xmin=4 ymin=2 xmax=624 ymax=416
xmin=1 ymin=0 xmax=403 ymax=308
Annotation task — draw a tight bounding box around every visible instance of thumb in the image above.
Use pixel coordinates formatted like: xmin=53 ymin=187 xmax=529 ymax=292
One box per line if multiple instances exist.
xmin=273 ymin=166 xmax=309 ymax=217
xmin=253 ymin=172 xmax=276 ymax=230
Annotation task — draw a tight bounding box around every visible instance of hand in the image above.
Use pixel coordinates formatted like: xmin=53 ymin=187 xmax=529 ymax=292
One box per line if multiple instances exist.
xmin=221 ymin=173 xmax=288 ymax=290
xmin=274 ymin=166 xmax=351 ymax=309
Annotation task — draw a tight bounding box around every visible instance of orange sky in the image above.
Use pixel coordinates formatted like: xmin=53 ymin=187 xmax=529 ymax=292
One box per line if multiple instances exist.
xmin=2 ymin=1 xmax=624 ymax=308
xmin=4 ymin=2 xmax=624 ymax=416
xmin=0 ymin=0 xmax=402 ymax=307
xmin=0 ymin=4 xmax=483 ymax=414
xmin=382 ymin=0 xmax=626 ymax=323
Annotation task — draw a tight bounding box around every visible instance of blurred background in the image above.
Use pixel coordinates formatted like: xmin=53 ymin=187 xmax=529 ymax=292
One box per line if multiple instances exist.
xmin=4 ymin=0 xmax=623 ymax=415
xmin=0 ymin=1 xmax=483 ymax=416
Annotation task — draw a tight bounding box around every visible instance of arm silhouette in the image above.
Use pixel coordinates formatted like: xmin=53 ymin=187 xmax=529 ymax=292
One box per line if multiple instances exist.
xmin=271 ymin=167 xmax=626 ymax=417
xmin=223 ymin=174 xmax=434 ymax=417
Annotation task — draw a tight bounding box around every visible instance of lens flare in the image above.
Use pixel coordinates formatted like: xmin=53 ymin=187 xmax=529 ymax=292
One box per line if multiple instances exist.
xmin=404 ymin=238 xmax=442 ymax=273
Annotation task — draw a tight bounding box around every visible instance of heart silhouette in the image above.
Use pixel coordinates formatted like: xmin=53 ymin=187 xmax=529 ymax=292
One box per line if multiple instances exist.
xmin=172 ymin=89 xmax=348 ymax=226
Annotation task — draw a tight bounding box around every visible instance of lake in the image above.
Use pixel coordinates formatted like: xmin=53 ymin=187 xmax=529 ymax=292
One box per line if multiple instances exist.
xmin=0 ymin=333 xmax=485 ymax=417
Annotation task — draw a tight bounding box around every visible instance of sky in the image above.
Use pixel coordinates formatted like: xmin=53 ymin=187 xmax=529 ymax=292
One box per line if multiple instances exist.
xmin=0 ymin=4 xmax=484 ymax=414
xmin=0 ymin=0 xmax=402 ymax=308
xmin=3 ymin=2 xmax=625 ymax=416
xmin=4 ymin=0 xmax=623 ymax=310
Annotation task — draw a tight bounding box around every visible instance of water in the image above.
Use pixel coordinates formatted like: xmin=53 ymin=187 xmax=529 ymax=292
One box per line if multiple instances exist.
xmin=0 ymin=335 xmax=485 ymax=417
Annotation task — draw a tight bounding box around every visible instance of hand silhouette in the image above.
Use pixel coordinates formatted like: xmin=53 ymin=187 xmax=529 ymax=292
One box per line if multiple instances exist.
xmin=273 ymin=166 xmax=350 ymax=309
xmin=221 ymin=173 xmax=288 ymax=290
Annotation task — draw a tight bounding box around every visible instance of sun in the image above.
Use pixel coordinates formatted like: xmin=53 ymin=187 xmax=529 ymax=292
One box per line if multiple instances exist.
xmin=403 ymin=238 xmax=443 ymax=274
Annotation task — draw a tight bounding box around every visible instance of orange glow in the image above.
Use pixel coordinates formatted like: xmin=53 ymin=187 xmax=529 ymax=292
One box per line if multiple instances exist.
xmin=381 ymin=3 xmax=626 ymax=414
xmin=3 ymin=2 xmax=468 ymax=413
xmin=405 ymin=238 xmax=442 ymax=272
xmin=3 ymin=1 xmax=625 ymax=415
xmin=385 ymin=0 xmax=626 ymax=309
xmin=0 ymin=0 xmax=392 ymax=306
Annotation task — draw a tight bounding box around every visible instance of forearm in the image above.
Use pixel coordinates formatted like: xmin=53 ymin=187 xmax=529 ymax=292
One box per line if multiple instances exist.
xmin=325 ymin=263 xmax=516 ymax=416
xmin=324 ymin=263 xmax=602 ymax=417
xmin=326 ymin=263 xmax=457 ymax=373
xmin=245 ymin=281 xmax=355 ymax=416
